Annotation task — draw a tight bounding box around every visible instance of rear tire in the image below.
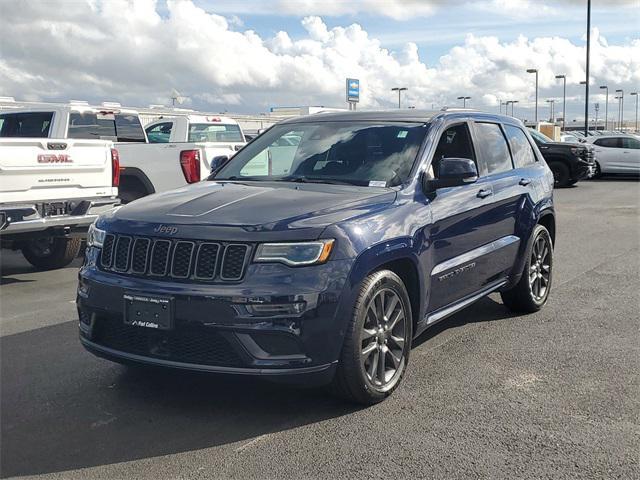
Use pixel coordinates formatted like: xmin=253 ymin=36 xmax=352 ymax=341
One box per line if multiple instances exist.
xmin=331 ymin=270 xmax=413 ymax=405
xmin=548 ymin=161 xmax=570 ymax=187
xmin=592 ymin=161 xmax=602 ymax=179
xmin=501 ymin=224 xmax=553 ymax=313
xmin=21 ymin=237 xmax=82 ymax=270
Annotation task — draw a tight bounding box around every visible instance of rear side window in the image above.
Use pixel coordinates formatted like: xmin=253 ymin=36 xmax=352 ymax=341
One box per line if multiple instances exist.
xmin=594 ymin=138 xmax=622 ymax=148
xmin=504 ymin=125 xmax=537 ymax=168
xmin=146 ymin=122 xmax=173 ymax=143
xmin=188 ymin=123 xmax=244 ymax=143
xmin=622 ymin=137 xmax=640 ymax=149
xmin=474 ymin=122 xmax=513 ymax=174
xmin=0 ymin=112 xmax=54 ymax=138
xmin=67 ymin=112 xmax=146 ymax=142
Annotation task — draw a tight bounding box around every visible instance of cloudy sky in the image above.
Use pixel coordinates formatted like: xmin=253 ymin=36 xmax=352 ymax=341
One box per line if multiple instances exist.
xmin=0 ymin=0 xmax=638 ymax=122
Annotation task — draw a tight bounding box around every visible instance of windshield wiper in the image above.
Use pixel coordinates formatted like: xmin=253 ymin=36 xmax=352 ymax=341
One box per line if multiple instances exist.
xmin=280 ymin=176 xmax=358 ymax=186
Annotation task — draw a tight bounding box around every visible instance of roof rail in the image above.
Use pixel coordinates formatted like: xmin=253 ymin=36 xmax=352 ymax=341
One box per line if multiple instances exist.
xmin=0 ymin=96 xmax=15 ymax=102
xmin=439 ymin=107 xmax=479 ymax=112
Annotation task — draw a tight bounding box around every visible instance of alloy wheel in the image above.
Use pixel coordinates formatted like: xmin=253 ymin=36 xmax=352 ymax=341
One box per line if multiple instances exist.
xmin=360 ymin=288 xmax=407 ymax=390
xmin=529 ymin=235 xmax=551 ymax=301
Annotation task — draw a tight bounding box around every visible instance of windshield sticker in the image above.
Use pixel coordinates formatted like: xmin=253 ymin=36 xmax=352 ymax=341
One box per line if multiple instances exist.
xmin=369 ymin=180 xmax=387 ymax=187
xmin=397 ymin=130 xmax=408 ymax=138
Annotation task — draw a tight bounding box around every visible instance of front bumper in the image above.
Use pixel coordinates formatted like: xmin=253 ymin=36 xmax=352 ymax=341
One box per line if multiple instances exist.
xmin=0 ymin=197 xmax=119 ymax=235
xmin=77 ymin=247 xmax=354 ymax=384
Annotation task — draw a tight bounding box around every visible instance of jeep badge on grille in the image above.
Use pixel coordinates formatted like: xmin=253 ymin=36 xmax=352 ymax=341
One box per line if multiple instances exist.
xmin=154 ymin=225 xmax=178 ymax=235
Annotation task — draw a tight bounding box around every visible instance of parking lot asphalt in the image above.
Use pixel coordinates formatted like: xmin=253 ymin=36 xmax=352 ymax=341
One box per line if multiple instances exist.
xmin=1 ymin=179 xmax=639 ymax=480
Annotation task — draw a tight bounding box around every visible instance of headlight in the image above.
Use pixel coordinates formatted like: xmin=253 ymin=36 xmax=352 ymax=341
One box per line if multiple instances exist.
xmin=254 ymin=239 xmax=335 ymax=266
xmin=87 ymin=222 xmax=106 ymax=248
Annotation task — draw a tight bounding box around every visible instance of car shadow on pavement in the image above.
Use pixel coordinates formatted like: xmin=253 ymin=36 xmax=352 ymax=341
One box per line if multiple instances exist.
xmin=0 ymin=320 xmax=358 ymax=478
xmin=0 ymin=295 xmax=518 ymax=478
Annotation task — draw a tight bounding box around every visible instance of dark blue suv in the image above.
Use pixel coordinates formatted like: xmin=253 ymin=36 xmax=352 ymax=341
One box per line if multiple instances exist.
xmin=78 ymin=110 xmax=555 ymax=404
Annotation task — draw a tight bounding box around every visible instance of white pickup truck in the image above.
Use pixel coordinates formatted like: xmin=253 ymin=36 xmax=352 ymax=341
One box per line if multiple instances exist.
xmin=118 ymin=114 xmax=246 ymax=201
xmin=0 ymin=107 xmax=120 ymax=269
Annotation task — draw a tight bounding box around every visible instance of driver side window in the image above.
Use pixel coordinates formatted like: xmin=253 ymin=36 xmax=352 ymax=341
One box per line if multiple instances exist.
xmin=429 ymin=123 xmax=476 ymax=178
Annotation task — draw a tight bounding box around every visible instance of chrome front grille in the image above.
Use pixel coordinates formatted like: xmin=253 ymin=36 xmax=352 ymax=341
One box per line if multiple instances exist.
xmin=100 ymin=234 xmax=250 ymax=283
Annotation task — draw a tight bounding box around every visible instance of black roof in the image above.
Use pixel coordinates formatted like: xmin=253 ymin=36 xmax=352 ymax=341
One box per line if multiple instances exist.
xmin=279 ymin=109 xmax=520 ymax=125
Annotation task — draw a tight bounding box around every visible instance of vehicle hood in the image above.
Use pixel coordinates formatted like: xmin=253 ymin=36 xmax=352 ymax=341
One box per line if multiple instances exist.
xmin=100 ymin=181 xmax=396 ymax=241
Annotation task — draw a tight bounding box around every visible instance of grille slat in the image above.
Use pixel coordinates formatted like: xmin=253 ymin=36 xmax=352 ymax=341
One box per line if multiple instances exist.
xmin=195 ymin=243 xmax=220 ymax=280
xmin=171 ymin=241 xmax=195 ymax=278
xmin=150 ymin=240 xmax=171 ymax=276
xmin=221 ymin=244 xmax=249 ymax=281
xmin=131 ymin=238 xmax=150 ymax=274
xmin=100 ymin=234 xmax=116 ymax=268
xmin=114 ymin=236 xmax=132 ymax=271
xmin=100 ymin=234 xmax=248 ymax=283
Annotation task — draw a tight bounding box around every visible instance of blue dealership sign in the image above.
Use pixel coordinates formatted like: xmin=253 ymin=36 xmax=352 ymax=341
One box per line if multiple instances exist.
xmin=346 ymin=78 xmax=360 ymax=103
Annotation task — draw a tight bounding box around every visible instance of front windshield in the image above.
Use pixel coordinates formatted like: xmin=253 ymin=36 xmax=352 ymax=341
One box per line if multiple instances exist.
xmin=189 ymin=123 xmax=244 ymax=143
xmin=213 ymin=121 xmax=428 ymax=187
xmin=529 ymin=129 xmax=552 ymax=144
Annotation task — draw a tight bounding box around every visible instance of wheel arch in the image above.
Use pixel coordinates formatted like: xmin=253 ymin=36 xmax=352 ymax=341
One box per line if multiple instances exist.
xmin=119 ymin=168 xmax=155 ymax=196
xmin=345 ymin=238 xmax=425 ymax=335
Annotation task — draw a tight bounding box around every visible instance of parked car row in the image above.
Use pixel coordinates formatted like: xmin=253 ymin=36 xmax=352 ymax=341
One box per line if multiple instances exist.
xmin=0 ymin=103 xmax=247 ymax=267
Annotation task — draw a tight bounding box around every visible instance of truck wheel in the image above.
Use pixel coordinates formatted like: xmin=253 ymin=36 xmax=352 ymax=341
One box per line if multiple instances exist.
xmin=21 ymin=237 xmax=82 ymax=270
xmin=331 ymin=270 xmax=412 ymax=405
xmin=548 ymin=161 xmax=570 ymax=187
xmin=501 ymin=224 xmax=553 ymax=313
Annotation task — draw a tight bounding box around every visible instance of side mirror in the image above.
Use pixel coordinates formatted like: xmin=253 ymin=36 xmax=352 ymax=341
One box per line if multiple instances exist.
xmin=211 ymin=155 xmax=230 ymax=173
xmin=423 ymin=157 xmax=478 ymax=192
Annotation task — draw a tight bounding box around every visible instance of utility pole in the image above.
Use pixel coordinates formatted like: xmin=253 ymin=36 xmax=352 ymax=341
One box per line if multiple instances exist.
xmin=584 ymin=0 xmax=591 ymax=137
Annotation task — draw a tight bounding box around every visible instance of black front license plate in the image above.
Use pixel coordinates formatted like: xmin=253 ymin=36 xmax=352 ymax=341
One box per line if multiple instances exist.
xmin=123 ymin=293 xmax=173 ymax=330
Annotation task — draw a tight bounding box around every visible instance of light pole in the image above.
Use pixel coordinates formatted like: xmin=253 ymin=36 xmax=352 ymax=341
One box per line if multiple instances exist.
xmin=580 ymin=80 xmax=588 ymax=133
xmin=631 ymin=92 xmax=638 ymax=132
xmin=614 ymin=96 xmax=622 ymax=130
xmin=615 ymin=89 xmax=624 ymax=128
xmin=391 ymin=87 xmax=408 ymax=109
xmin=584 ymin=0 xmax=591 ymax=137
xmin=600 ymin=85 xmax=609 ymax=130
xmin=546 ymin=99 xmax=556 ymax=123
xmin=505 ymin=100 xmax=519 ymax=118
xmin=555 ymin=74 xmax=566 ymax=130
xmin=527 ymin=68 xmax=539 ymax=124
xmin=457 ymin=96 xmax=471 ymax=108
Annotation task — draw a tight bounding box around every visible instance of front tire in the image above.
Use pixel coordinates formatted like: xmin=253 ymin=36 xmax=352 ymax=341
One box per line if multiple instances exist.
xmin=331 ymin=270 xmax=412 ymax=405
xmin=21 ymin=237 xmax=82 ymax=270
xmin=501 ymin=224 xmax=553 ymax=313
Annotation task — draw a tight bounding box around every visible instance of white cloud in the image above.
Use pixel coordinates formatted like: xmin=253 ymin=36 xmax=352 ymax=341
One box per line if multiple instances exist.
xmin=0 ymin=0 xmax=638 ymax=120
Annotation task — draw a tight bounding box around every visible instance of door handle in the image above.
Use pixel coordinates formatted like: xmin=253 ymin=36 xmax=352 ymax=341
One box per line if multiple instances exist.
xmin=477 ymin=188 xmax=493 ymax=199
xmin=519 ymin=178 xmax=532 ymax=186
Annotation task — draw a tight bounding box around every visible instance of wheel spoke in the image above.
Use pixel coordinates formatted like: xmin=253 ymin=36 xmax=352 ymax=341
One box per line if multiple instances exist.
xmin=362 ymin=328 xmax=377 ymax=340
xmin=368 ymin=350 xmax=379 ymax=379
xmin=388 ymin=334 xmax=404 ymax=350
xmin=362 ymin=342 xmax=377 ymax=359
xmin=377 ymin=347 xmax=386 ymax=383
xmin=374 ymin=295 xmax=384 ymax=325
xmin=384 ymin=295 xmax=398 ymax=321
xmin=386 ymin=309 xmax=404 ymax=332
xmin=388 ymin=349 xmax=401 ymax=369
